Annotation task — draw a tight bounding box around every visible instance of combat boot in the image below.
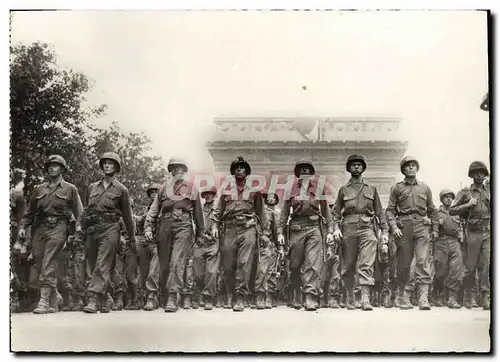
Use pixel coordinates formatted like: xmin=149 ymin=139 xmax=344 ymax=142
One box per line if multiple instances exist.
xmin=360 ymin=286 xmax=373 ymax=311
xmin=124 ymin=290 xmax=134 ymax=310
xmin=215 ymin=293 xmax=224 ymax=308
xmin=182 ymin=294 xmax=192 ymax=309
xmin=33 ymin=287 xmax=51 ymax=314
xmin=400 ymin=289 xmax=413 ymax=310
xmin=346 ymin=288 xmax=356 ymax=310
xmin=293 ymin=288 xmax=302 ymax=310
xmin=256 ymin=292 xmax=266 ymax=310
xmin=130 ymin=287 xmax=142 ymax=310
xmin=463 ymin=289 xmax=472 ymax=309
xmin=113 ymin=291 xmax=124 ymax=311
xmin=48 ymin=288 xmax=63 ymax=313
xmin=224 ymin=292 xmax=233 ymax=309
xmin=233 ymin=294 xmax=245 ymax=312
xmin=165 ymin=293 xmax=179 ymax=313
xmin=100 ymin=293 xmax=114 ymax=313
xmin=418 ymin=284 xmax=431 ymax=311
xmin=265 ymin=292 xmax=274 ymax=309
xmin=72 ymin=296 xmax=84 ymax=311
xmin=328 ymin=295 xmax=339 ymax=309
xmin=83 ymin=293 xmax=99 ymax=314
xmin=143 ymin=293 xmax=158 ymax=311
xmin=304 ymin=294 xmax=317 ymax=311
xmin=482 ymin=292 xmax=490 ymax=310
xmin=447 ymin=290 xmax=461 ymax=309
xmin=204 ymin=295 xmax=214 ymax=310
xmin=354 ymin=289 xmax=362 ymax=309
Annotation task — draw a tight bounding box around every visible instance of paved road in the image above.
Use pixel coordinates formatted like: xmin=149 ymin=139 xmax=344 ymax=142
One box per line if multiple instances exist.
xmin=11 ymin=307 xmax=490 ymax=352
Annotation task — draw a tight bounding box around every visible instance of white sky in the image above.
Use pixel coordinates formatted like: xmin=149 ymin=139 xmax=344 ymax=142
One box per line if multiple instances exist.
xmin=10 ymin=10 xmax=490 ymax=198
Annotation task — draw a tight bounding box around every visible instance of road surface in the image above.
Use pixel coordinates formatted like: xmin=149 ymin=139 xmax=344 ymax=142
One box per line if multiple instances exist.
xmin=10 ymin=307 xmax=491 ymax=352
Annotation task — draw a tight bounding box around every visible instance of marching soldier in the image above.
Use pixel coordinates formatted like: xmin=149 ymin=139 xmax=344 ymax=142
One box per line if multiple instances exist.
xmin=211 ymin=156 xmax=270 ymax=312
xmin=277 ymin=160 xmax=334 ymax=311
xmin=144 ymin=158 xmax=204 ymax=312
xmin=19 ymin=155 xmax=83 ymax=314
xmin=192 ymin=186 xmax=220 ymax=310
xmin=450 ymin=161 xmax=491 ymax=310
xmin=263 ymin=192 xmax=281 ymax=309
xmin=139 ymin=183 xmax=161 ymax=311
xmin=81 ymin=152 xmax=136 ymax=313
xmin=386 ymin=156 xmax=439 ymax=311
xmin=332 ymin=154 xmax=389 ymax=311
xmin=433 ymin=189 xmax=463 ymax=309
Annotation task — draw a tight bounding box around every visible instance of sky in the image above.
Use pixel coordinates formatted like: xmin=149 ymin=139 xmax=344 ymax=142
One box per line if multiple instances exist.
xmin=10 ymin=10 xmax=490 ymax=199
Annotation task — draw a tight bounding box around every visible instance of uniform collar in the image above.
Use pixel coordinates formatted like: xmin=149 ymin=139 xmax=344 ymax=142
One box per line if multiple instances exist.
xmin=471 ymin=183 xmax=485 ymax=191
xmin=99 ymin=177 xmax=117 ymax=188
xmin=347 ymin=177 xmax=367 ymax=187
xmin=439 ymin=205 xmax=450 ymax=213
xmin=46 ymin=177 xmax=64 ymax=189
xmin=404 ymin=177 xmax=419 ymax=185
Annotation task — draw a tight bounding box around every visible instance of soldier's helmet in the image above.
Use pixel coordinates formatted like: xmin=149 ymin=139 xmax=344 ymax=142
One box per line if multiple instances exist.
xmin=168 ymin=158 xmax=188 ymax=173
xmin=201 ymin=186 xmax=218 ymax=198
xmin=439 ymin=188 xmax=456 ymax=201
xmin=346 ymin=154 xmax=367 ymax=172
xmin=400 ymin=156 xmax=420 ymax=173
xmin=468 ymin=161 xmax=489 ymax=178
xmin=294 ymin=160 xmax=315 ymax=177
xmin=146 ymin=183 xmax=162 ymax=197
xmin=230 ymin=156 xmax=251 ymax=176
xmin=99 ymin=152 xmax=122 ymax=173
xmin=44 ymin=154 xmax=67 ymax=171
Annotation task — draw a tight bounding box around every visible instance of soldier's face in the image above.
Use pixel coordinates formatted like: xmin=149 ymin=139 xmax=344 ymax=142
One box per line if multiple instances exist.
xmin=442 ymin=194 xmax=454 ymax=207
xmin=403 ymin=162 xmax=418 ymax=177
xmin=172 ymin=165 xmax=185 ymax=177
xmin=102 ymin=160 xmax=117 ymax=175
xmin=204 ymin=193 xmax=215 ymax=203
xmin=348 ymin=161 xmax=364 ymax=176
xmin=266 ymin=194 xmax=277 ymax=205
xmin=47 ymin=163 xmax=63 ymax=177
xmin=299 ymin=166 xmax=312 ymax=176
xmin=149 ymin=190 xmax=158 ymax=201
xmin=235 ymin=165 xmax=247 ymax=179
xmin=473 ymin=170 xmax=486 ymax=184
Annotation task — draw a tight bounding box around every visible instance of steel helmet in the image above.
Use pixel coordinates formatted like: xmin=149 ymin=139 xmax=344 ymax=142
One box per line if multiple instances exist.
xmin=400 ymin=156 xmax=420 ymax=173
xmin=468 ymin=161 xmax=489 ymax=178
xmin=439 ymin=188 xmax=456 ymax=201
xmin=99 ymin=152 xmax=122 ymax=173
xmin=230 ymin=156 xmax=251 ymax=176
xmin=201 ymin=186 xmax=218 ymax=197
xmin=294 ymin=160 xmax=315 ymax=178
xmin=44 ymin=154 xmax=67 ymax=171
xmin=168 ymin=158 xmax=188 ymax=173
xmin=146 ymin=183 xmax=162 ymax=197
xmin=346 ymin=154 xmax=367 ymax=172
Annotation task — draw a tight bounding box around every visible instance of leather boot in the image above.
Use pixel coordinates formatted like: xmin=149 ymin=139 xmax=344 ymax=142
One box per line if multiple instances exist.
xmin=113 ymin=291 xmax=124 ymax=311
xmin=400 ymin=289 xmax=412 ymax=310
xmin=256 ymin=292 xmax=266 ymax=310
xmin=346 ymin=288 xmax=356 ymax=310
xmin=48 ymin=288 xmax=63 ymax=313
xmin=83 ymin=293 xmax=99 ymax=314
xmin=165 ymin=293 xmax=179 ymax=313
xmin=182 ymin=294 xmax=192 ymax=309
xmin=293 ymin=287 xmax=302 ymax=310
xmin=447 ymin=290 xmax=461 ymax=309
xmin=418 ymin=284 xmax=431 ymax=310
xmin=72 ymin=296 xmax=84 ymax=311
xmin=482 ymin=291 xmax=490 ymax=310
xmin=360 ymin=286 xmax=373 ymax=311
xmin=233 ymin=294 xmax=245 ymax=312
xmin=204 ymin=295 xmax=214 ymax=310
xmin=100 ymin=293 xmax=114 ymax=313
xmin=463 ymin=288 xmax=472 ymax=309
xmin=328 ymin=294 xmax=339 ymax=309
xmin=382 ymin=293 xmax=391 ymax=308
xmin=143 ymin=293 xmax=158 ymax=311
xmin=130 ymin=286 xmax=142 ymax=310
xmin=224 ymin=292 xmax=233 ymax=309
xmin=304 ymin=294 xmax=317 ymax=311
xmin=33 ymin=287 xmax=51 ymax=314
xmin=265 ymin=292 xmax=274 ymax=309
xmin=124 ymin=290 xmax=133 ymax=310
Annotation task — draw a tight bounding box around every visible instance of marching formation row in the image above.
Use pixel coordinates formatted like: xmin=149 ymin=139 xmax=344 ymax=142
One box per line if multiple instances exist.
xmin=10 ymin=152 xmax=491 ymax=314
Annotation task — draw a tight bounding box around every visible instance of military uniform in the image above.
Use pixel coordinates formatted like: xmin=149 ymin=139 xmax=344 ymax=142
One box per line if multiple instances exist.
xmin=450 ymin=161 xmax=491 ymax=310
xmin=278 ymin=161 xmax=333 ymax=311
xmin=144 ymin=158 xmax=204 ymax=312
xmin=332 ymin=155 xmax=388 ymax=311
xmin=264 ymin=195 xmax=281 ymax=309
xmin=211 ymin=157 xmax=269 ymax=312
xmin=385 ymin=156 xmax=439 ymax=310
xmin=81 ymin=152 xmax=136 ymax=313
xmin=20 ymin=155 xmax=83 ymax=314
xmin=10 ymin=186 xmax=26 ymax=312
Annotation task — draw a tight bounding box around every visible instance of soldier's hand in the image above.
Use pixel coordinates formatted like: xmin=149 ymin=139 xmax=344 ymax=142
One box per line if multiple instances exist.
xmin=393 ymin=228 xmax=403 ymax=239
xmin=326 ymin=232 xmax=334 ymax=245
xmin=18 ymin=228 xmax=26 ymax=239
xmin=145 ymin=230 xmax=153 ymax=242
xmin=211 ymin=225 xmax=219 ymax=240
xmin=333 ymin=229 xmax=342 ymax=243
xmin=277 ymin=233 xmax=285 ymax=246
xmin=469 ymin=197 xmax=478 ymax=206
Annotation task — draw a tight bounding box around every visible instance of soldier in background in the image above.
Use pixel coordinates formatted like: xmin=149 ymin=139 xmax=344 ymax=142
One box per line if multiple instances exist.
xmin=81 ymin=152 xmax=136 ymax=313
xmin=63 ymin=216 xmax=86 ymax=311
xmin=139 ymin=183 xmax=161 ymax=311
xmin=332 ymin=155 xmax=388 ymax=311
xmin=211 ymin=157 xmax=269 ymax=312
xmin=19 ymin=155 xmax=83 ymax=314
xmin=386 ymin=156 xmax=439 ymax=311
xmin=278 ymin=160 xmax=334 ymax=311
xmin=263 ymin=192 xmax=281 ymax=309
xmin=145 ymin=158 xmax=204 ymax=313
xmin=450 ymin=161 xmax=491 ymax=310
